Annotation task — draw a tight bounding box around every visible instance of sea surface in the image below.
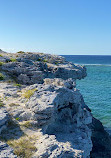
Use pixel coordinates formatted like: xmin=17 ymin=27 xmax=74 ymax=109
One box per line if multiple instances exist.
xmin=63 ymin=55 xmax=111 ymax=129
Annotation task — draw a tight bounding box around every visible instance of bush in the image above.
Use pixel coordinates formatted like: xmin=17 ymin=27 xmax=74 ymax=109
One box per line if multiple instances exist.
xmin=0 ymin=73 xmax=5 ymax=80
xmin=10 ymin=58 xmax=17 ymax=62
xmin=22 ymin=88 xmax=38 ymax=99
xmin=43 ymin=59 xmax=48 ymax=62
xmin=17 ymin=51 xmax=25 ymax=54
xmin=0 ymin=54 xmax=3 ymax=57
xmin=15 ymin=117 xmax=20 ymax=121
xmin=0 ymin=99 xmax=4 ymax=107
xmin=14 ymin=83 xmax=21 ymax=87
xmin=0 ymin=62 xmax=4 ymax=66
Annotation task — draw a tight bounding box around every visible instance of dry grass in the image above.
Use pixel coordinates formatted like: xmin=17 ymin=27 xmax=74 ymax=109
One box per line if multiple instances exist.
xmin=7 ymin=136 xmax=37 ymax=158
xmin=20 ymin=121 xmax=32 ymax=128
xmin=22 ymin=88 xmax=37 ymax=99
xmin=9 ymin=103 xmax=20 ymax=107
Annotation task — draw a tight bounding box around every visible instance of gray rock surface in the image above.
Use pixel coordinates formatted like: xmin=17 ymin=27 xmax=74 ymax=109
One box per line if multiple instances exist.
xmin=0 ymin=81 xmax=92 ymax=157
xmin=0 ymin=141 xmax=17 ymax=158
xmin=0 ymin=51 xmax=110 ymax=158
xmin=90 ymin=117 xmax=111 ymax=158
xmin=0 ymin=109 xmax=8 ymax=134
xmin=1 ymin=52 xmax=86 ymax=85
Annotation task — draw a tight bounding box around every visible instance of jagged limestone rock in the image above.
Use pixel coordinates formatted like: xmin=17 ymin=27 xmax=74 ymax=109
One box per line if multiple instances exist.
xmin=0 ymin=141 xmax=17 ymax=158
xmin=0 ymin=51 xmax=110 ymax=158
xmin=0 ymin=109 xmax=8 ymax=134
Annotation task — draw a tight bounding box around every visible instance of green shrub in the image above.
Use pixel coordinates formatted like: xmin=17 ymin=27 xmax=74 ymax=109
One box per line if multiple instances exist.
xmin=17 ymin=51 xmax=25 ymax=54
xmin=0 ymin=73 xmax=5 ymax=80
xmin=14 ymin=83 xmax=21 ymax=87
xmin=0 ymin=99 xmax=4 ymax=107
xmin=15 ymin=117 xmax=20 ymax=121
xmin=0 ymin=54 xmax=3 ymax=57
xmin=22 ymin=88 xmax=38 ymax=99
xmin=43 ymin=59 xmax=48 ymax=62
xmin=10 ymin=58 xmax=17 ymax=62
xmin=0 ymin=62 xmax=4 ymax=66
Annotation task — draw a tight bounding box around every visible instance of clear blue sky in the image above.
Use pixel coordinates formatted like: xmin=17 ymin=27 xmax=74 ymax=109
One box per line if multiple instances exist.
xmin=0 ymin=0 xmax=111 ymax=55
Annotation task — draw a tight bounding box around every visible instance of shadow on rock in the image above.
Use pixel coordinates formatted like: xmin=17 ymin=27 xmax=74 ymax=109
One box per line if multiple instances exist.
xmin=0 ymin=116 xmax=24 ymax=142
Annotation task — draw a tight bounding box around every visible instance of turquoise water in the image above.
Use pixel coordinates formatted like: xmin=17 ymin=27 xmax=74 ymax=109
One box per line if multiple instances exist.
xmin=77 ymin=65 xmax=111 ymax=128
xmin=63 ymin=55 xmax=111 ymax=128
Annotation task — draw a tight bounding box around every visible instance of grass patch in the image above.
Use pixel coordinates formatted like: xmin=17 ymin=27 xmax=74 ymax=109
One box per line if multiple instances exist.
xmin=14 ymin=83 xmax=22 ymax=87
xmin=17 ymin=51 xmax=25 ymax=54
xmin=22 ymin=88 xmax=37 ymax=99
xmin=7 ymin=80 xmax=13 ymax=83
xmin=7 ymin=136 xmax=37 ymax=158
xmin=9 ymin=103 xmax=20 ymax=107
xmin=10 ymin=58 xmax=17 ymax=62
xmin=15 ymin=117 xmax=20 ymax=121
xmin=43 ymin=59 xmax=48 ymax=62
xmin=20 ymin=121 xmax=32 ymax=128
xmin=0 ymin=62 xmax=4 ymax=66
xmin=0 ymin=99 xmax=4 ymax=107
xmin=0 ymin=73 xmax=5 ymax=80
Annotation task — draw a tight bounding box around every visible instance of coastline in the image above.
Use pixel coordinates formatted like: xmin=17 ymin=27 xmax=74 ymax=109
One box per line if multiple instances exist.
xmin=0 ymin=50 xmax=111 ymax=157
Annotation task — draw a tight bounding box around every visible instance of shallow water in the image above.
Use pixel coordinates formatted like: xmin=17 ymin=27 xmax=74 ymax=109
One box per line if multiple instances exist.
xmin=63 ymin=55 xmax=111 ymax=128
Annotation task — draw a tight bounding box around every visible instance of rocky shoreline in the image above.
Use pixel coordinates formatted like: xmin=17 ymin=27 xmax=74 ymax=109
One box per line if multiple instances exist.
xmin=0 ymin=49 xmax=111 ymax=157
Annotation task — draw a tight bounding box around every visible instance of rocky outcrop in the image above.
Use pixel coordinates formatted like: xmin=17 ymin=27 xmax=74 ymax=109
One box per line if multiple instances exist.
xmin=0 ymin=109 xmax=17 ymax=157
xmin=0 ymin=51 xmax=86 ymax=85
xmin=0 ymin=51 xmax=111 ymax=158
xmin=0 ymin=81 xmax=92 ymax=158
xmin=90 ymin=117 xmax=111 ymax=158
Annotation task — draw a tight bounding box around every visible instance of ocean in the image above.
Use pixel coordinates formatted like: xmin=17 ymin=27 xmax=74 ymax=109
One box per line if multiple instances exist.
xmin=63 ymin=55 xmax=111 ymax=130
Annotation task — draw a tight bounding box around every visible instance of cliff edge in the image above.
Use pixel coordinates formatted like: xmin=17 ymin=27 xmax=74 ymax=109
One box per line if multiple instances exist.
xmin=0 ymin=51 xmax=111 ymax=158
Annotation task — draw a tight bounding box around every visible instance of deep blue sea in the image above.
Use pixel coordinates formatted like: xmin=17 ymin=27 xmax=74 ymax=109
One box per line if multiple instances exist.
xmin=63 ymin=55 xmax=111 ymax=129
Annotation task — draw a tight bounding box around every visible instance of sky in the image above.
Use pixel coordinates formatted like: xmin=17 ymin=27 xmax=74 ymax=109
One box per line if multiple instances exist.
xmin=0 ymin=0 xmax=111 ymax=55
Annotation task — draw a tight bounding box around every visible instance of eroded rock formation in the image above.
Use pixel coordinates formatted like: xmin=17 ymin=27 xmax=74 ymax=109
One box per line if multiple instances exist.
xmin=0 ymin=51 xmax=111 ymax=158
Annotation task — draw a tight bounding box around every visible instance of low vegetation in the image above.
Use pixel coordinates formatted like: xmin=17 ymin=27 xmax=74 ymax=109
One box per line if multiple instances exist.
xmin=9 ymin=103 xmax=20 ymax=107
xmin=43 ymin=59 xmax=48 ymax=62
xmin=20 ymin=121 xmax=32 ymax=128
xmin=37 ymin=58 xmax=42 ymax=61
xmin=14 ymin=83 xmax=22 ymax=87
xmin=10 ymin=58 xmax=17 ymax=62
xmin=22 ymin=88 xmax=38 ymax=99
xmin=0 ymin=62 xmax=4 ymax=66
xmin=0 ymin=99 xmax=4 ymax=107
xmin=7 ymin=136 xmax=37 ymax=158
xmin=0 ymin=73 xmax=5 ymax=80
xmin=0 ymin=54 xmax=3 ymax=57
xmin=17 ymin=51 xmax=25 ymax=54
xmin=15 ymin=117 xmax=20 ymax=121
